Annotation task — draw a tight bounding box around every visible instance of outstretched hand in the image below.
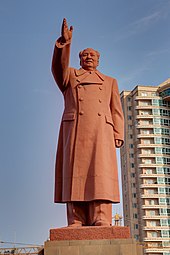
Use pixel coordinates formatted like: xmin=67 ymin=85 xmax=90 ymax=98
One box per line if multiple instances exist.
xmin=61 ymin=18 xmax=73 ymax=43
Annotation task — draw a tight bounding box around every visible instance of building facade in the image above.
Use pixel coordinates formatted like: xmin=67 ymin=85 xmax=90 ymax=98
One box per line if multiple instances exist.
xmin=120 ymin=79 xmax=170 ymax=255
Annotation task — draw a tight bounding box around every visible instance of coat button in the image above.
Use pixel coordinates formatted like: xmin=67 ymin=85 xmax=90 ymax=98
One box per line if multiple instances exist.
xmin=98 ymin=113 xmax=102 ymax=116
xmin=99 ymin=87 xmax=102 ymax=90
xmin=79 ymin=97 xmax=84 ymax=101
xmin=99 ymin=99 xmax=102 ymax=103
xmin=79 ymin=111 xmax=84 ymax=115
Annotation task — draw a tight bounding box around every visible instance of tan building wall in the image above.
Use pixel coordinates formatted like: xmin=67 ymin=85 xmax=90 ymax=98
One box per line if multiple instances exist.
xmin=120 ymin=79 xmax=170 ymax=255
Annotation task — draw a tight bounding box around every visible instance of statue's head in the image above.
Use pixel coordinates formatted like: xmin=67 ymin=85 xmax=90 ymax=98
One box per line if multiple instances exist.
xmin=79 ymin=48 xmax=100 ymax=71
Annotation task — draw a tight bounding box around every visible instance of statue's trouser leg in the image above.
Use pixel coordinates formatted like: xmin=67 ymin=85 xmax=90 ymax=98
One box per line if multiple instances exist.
xmin=88 ymin=200 xmax=112 ymax=226
xmin=67 ymin=202 xmax=87 ymax=226
xmin=67 ymin=201 xmax=112 ymax=226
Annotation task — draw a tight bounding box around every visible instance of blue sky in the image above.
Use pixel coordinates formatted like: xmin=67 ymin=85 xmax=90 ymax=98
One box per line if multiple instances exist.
xmin=0 ymin=0 xmax=170 ymax=247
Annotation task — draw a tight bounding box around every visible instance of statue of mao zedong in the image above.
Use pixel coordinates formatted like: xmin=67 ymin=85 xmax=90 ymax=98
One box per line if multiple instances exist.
xmin=51 ymin=18 xmax=124 ymax=227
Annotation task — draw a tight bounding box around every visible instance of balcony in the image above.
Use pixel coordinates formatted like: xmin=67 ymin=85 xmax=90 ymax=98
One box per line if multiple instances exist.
xmin=137 ymin=134 xmax=154 ymax=138
xmin=145 ymin=247 xmax=170 ymax=254
xmin=136 ymin=124 xmax=154 ymax=128
xmin=142 ymin=205 xmax=160 ymax=209
xmin=139 ymin=163 xmax=158 ymax=168
xmin=141 ymin=193 xmax=170 ymax=199
xmin=135 ymin=105 xmax=154 ymax=109
xmin=144 ymin=237 xmax=170 ymax=241
xmin=140 ymin=183 xmax=157 ymax=187
xmin=140 ymin=173 xmax=170 ymax=178
xmin=143 ymin=215 xmax=170 ymax=219
xmin=136 ymin=114 xmax=153 ymax=119
xmin=137 ymin=144 xmax=155 ymax=148
xmin=143 ymin=226 xmax=170 ymax=231
xmin=140 ymin=174 xmax=159 ymax=178
xmin=138 ymin=154 xmax=155 ymax=158
xmin=135 ymin=96 xmax=160 ymax=100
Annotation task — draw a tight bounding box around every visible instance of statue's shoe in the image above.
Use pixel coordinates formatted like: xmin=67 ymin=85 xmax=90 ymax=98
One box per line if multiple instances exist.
xmin=94 ymin=221 xmax=111 ymax=226
xmin=68 ymin=221 xmax=82 ymax=227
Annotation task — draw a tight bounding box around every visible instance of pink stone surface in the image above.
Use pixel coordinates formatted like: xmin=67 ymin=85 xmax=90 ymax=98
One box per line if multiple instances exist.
xmin=50 ymin=226 xmax=130 ymax=241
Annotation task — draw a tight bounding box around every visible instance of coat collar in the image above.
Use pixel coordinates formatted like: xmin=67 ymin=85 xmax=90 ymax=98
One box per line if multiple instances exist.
xmin=75 ymin=68 xmax=105 ymax=81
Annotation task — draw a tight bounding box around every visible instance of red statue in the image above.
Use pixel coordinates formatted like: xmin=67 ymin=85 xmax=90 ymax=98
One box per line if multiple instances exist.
xmin=51 ymin=18 xmax=124 ymax=227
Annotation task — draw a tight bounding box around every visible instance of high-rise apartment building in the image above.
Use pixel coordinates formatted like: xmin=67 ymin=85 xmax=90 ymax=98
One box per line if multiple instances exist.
xmin=120 ymin=79 xmax=170 ymax=255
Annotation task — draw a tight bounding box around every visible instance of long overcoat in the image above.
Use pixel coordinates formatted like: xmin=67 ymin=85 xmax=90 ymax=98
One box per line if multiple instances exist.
xmin=52 ymin=38 xmax=124 ymax=203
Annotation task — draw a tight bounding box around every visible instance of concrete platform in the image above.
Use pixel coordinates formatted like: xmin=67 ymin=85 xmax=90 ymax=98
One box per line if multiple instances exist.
xmin=50 ymin=226 xmax=130 ymax=241
xmin=44 ymin=238 xmax=144 ymax=255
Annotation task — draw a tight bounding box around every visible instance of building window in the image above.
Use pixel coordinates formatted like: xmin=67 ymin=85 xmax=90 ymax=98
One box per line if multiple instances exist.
xmin=143 ymin=139 xmax=151 ymax=144
xmin=147 ymin=189 xmax=155 ymax=195
xmin=161 ymin=230 xmax=170 ymax=238
xmin=154 ymin=137 xmax=162 ymax=144
xmin=149 ymin=221 xmax=156 ymax=227
xmin=140 ymin=101 xmax=150 ymax=106
xmin=152 ymin=99 xmax=159 ymax=105
xmin=133 ymin=213 xmax=138 ymax=218
xmin=153 ymin=118 xmax=161 ymax=124
xmin=157 ymin=167 xmax=170 ymax=174
xmin=152 ymin=109 xmax=160 ymax=115
xmin=158 ymin=187 xmax=165 ymax=194
xmin=128 ymin=115 xmax=132 ymax=120
xmin=154 ymin=128 xmax=161 ymax=134
xmin=160 ymin=219 xmax=170 ymax=226
xmin=141 ymin=120 xmax=150 ymax=125
xmin=145 ymin=179 xmax=154 ymax=184
xmin=143 ymin=159 xmax=152 ymax=164
xmin=129 ymin=144 xmax=134 ymax=148
xmin=134 ymin=224 xmax=138 ymax=229
xmin=143 ymin=149 xmax=152 ymax=154
xmin=151 ymin=92 xmax=157 ymax=96
xmin=129 ymin=134 xmax=133 ymax=139
xmin=140 ymin=110 xmax=150 ymax=115
xmin=141 ymin=92 xmax=148 ymax=96
xmin=134 ymin=235 xmax=139 ymax=240
xmin=141 ymin=129 xmax=150 ymax=134
xmin=148 ymin=210 xmax=156 ymax=216
xmin=155 ymin=147 xmax=162 ymax=154
xmin=156 ymin=157 xmax=163 ymax=164
xmin=162 ymin=241 xmax=170 ymax=247
xmin=159 ymin=197 xmax=170 ymax=205
xmin=150 ymin=232 xmax=157 ymax=237
xmin=146 ymin=169 xmax=153 ymax=174
xmin=160 ymin=208 xmax=170 ymax=215
xmin=148 ymin=200 xmax=155 ymax=205
xmin=163 ymin=157 xmax=170 ymax=165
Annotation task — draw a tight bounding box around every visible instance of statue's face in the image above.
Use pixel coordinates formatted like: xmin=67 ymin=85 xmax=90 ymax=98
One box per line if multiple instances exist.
xmin=80 ymin=48 xmax=99 ymax=71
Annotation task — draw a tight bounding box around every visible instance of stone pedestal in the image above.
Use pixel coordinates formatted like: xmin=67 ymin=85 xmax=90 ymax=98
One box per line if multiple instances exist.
xmin=50 ymin=226 xmax=130 ymax=241
xmin=44 ymin=227 xmax=144 ymax=255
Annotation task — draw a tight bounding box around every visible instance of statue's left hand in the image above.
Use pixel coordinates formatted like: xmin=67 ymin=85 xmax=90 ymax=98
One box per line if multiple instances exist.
xmin=115 ymin=139 xmax=123 ymax=148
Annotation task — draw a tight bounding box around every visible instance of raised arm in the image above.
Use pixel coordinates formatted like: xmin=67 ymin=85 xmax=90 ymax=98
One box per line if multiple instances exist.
xmin=51 ymin=18 xmax=73 ymax=92
xmin=60 ymin=18 xmax=73 ymax=44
